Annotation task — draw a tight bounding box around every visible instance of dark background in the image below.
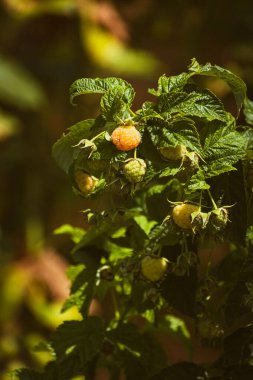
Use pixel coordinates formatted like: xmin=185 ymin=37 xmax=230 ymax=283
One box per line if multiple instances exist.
xmin=1 ymin=0 xmax=253 ymax=376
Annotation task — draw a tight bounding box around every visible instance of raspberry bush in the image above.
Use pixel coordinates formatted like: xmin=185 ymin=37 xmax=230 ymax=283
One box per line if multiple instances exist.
xmin=16 ymin=59 xmax=253 ymax=380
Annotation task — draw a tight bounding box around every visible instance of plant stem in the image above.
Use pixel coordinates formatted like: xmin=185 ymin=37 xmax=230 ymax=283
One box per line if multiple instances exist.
xmin=91 ymin=130 xmax=105 ymax=142
xmin=207 ymin=189 xmax=218 ymax=210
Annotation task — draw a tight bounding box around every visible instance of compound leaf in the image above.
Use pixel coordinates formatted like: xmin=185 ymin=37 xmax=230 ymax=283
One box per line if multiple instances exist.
xmin=52 ymin=317 xmax=104 ymax=363
xmin=52 ymin=119 xmax=94 ymax=173
xmin=189 ymin=58 xmax=247 ymax=113
xmin=70 ymin=77 xmax=135 ymax=106
xmin=157 ymin=89 xmax=227 ymax=122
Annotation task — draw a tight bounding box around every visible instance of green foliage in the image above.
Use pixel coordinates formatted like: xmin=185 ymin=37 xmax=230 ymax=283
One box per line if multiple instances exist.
xmin=188 ymin=58 xmax=247 ymax=113
xmin=16 ymin=59 xmax=253 ymax=379
xmin=0 ymin=56 xmax=46 ymax=110
xmin=244 ymin=96 xmax=253 ymax=126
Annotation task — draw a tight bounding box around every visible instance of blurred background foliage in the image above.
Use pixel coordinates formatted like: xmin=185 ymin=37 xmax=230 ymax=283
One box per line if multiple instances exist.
xmin=1 ymin=0 xmax=253 ymax=377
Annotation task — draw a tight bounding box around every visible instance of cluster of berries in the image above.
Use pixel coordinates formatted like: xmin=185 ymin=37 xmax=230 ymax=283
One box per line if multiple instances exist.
xmin=73 ymin=122 xmax=197 ymax=198
xmin=74 ymin=124 xmax=144 ymax=196
xmin=171 ymin=203 xmax=229 ymax=233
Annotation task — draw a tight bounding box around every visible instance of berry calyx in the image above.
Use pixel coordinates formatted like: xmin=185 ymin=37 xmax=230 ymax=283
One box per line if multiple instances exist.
xmin=111 ymin=125 xmax=141 ymax=151
xmin=209 ymin=207 xmax=229 ymax=231
xmin=74 ymin=170 xmax=98 ymax=195
xmin=141 ymin=256 xmax=169 ymax=282
xmin=159 ymin=144 xmax=187 ymax=161
xmin=183 ymin=151 xmax=199 ymax=171
xmin=172 ymin=203 xmax=201 ymax=230
xmin=191 ymin=211 xmax=210 ymax=233
xmin=122 ymin=158 xmax=146 ymax=183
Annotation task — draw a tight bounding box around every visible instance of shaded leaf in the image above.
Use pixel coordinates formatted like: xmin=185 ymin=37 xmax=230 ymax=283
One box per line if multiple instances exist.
xmin=185 ymin=170 xmax=210 ymax=192
xmin=150 ymin=362 xmax=207 ymax=380
xmin=52 ymin=119 xmax=94 ymax=173
xmin=243 ymin=96 xmax=253 ymax=126
xmin=107 ymin=323 xmax=167 ymax=380
xmin=63 ymin=249 xmax=101 ymax=316
xmin=148 ymin=117 xmax=202 ymax=155
xmin=52 ymin=317 xmax=104 ymax=362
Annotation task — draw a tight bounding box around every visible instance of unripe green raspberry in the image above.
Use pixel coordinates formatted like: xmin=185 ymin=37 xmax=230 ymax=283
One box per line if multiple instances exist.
xmin=122 ymin=158 xmax=146 ymax=183
xmin=160 ymin=144 xmax=187 ymax=160
xmin=141 ymin=256 xmax=169 ymax=282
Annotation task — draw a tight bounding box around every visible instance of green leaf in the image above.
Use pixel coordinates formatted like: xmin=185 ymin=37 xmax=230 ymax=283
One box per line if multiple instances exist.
xmin=15 ymin=352 xmax=84 ymax=380
xmin=63 ymin=250 xmax=100 ymax=316
xmin=157 ymin=89 xmax=227 ymax=122
xmin=100 ymin=86 xmax=129 ymax=121
xmin=145 ymin=223 xmax=179 ymax=254
xmin=69 ymin=77 xmax=135 ymax=106
xmin=13 ymin=369 xmax=43 ymax=380
xmin=148 ymin=117 xmax=202 ymax=155
xmin=0 ymin=56 xmax=46 ymax=110
xmin=246 ymin=226 xmax=253 ymax=246
xmin=52 ymin=317 xmax=104 ymax=362
xmin=188 ymin=58 xmax=247 ymax=113
xmin=104 ymin=240 xmax=133 ymax=262
xmin=204 ymin=162 xmax=237 ymax=178
xmin=52 ymin=119 xmax=94 ymax=173
xmin=133 ymin=215 xmax=158 ymax=236
xmin=72 ymin=220 xmax=114 ymax=253
xmin=106 ymin=323 xmax=167 ymax=380
xmin=136 ymin=101 xmax=164 ymax=121
xmin=151 ymin=362 xmax=207 ymax=380
xmin=163 ymin=314 xmax=190 ymax=339
xmin=54 ymin=224 xmax=85 ymax=244
xmin=243 ymin=96 xmax=253 ymax=126
xmin=149 ymin=72 xmax=191 ymax=96
xmin=146 ymin=179 xmax=180 ymax=197
xmin=185 ymin=170 xmax=210 ymax=192
xmin=159 ymin=163 xmax=182 ymax=178
xmin=203 ymin=125 xmax=247 ymax=169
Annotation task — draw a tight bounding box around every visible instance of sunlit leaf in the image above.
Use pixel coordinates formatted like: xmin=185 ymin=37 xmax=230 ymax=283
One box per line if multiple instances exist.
xmin=189 ymin=58 xmax=247 ymax=113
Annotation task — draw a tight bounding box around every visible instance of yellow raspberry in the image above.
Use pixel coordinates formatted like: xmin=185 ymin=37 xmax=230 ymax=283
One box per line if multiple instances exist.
xmin=74 ymin=170 xmax=97 ymax=195
xmin=111 ymin=126 xmax=141 ymax=151
xmin=160 ymin=144 xmax=187 ymax=160
xmin=141 ymin=256 xmax=169 ymax=282
xmin=172 ymin=203 xmax=201 ymax=229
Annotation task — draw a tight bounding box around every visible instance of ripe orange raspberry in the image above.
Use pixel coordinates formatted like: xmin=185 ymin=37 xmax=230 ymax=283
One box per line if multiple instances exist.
xmin=111 ymin=126 xmax=141 ymax=151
